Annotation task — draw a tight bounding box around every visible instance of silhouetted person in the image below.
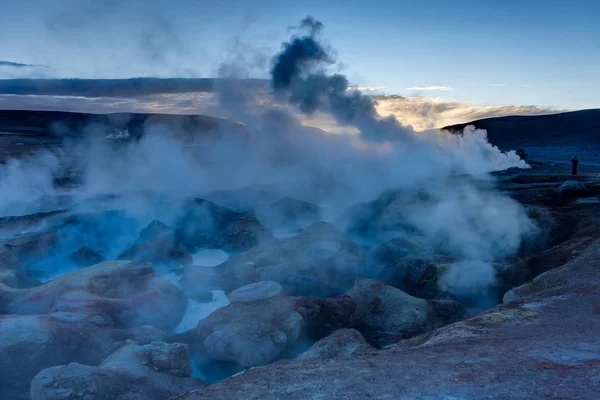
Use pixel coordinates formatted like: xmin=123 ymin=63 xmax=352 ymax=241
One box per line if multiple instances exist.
xmin=571 ymin=156 xmax=579 ymax=175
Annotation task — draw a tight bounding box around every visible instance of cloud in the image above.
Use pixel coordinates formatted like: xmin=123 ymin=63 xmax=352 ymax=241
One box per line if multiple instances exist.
xmin=0 ymin=62 xmax=50 ymax=79
xmin=0 ymin=61 xmax=39 ymax=68
xmin=349 ymin=85 xmax=386 ymax=92
xmin=491 ymin=84 xmax=507 ymax=87
xmin=405 ymin=85 xmax=452 ymax=91
xmin=373 ymin=95 xmax=559 ymax=130
xmin=0 ymin=92 xmax=216 ymax=115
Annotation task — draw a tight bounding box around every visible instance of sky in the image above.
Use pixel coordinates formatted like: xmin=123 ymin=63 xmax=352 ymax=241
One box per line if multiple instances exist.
xmin=0 ymin=0 xmax=599 ymax=127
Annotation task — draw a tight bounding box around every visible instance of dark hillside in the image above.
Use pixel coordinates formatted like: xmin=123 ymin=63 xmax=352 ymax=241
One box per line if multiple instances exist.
xmin=444 ymin=109 xmax=600 ymax=149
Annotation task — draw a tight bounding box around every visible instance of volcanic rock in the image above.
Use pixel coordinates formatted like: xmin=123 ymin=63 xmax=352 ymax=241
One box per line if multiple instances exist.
xmin=69 ymin=246 xmax=105 ymax=267
xmin=139 ymin=219 xmax=179 ymax=242
xmin=177 ymin=278 xmax=464 ymax=370
xmin=220 ymin=215 xmax=271 ymax=252
xmin=198 ymin=222 xmax=366 ymax=297
xmin=177 ymin=262 xmax=600 ymax=400
xmin=0 ymin=210 xmax=67 ymax=234
xmin=118 ymin=220 xmax=193 ymax=265
xmin=0 ymin=313 xmax=170 ymax=400
xmin=174 ymin=180 xmax=600 ymax=400
xmin=343 ymin=279 xmax=465 ymax=346
xmin=334 ymin=189 xmax=427 ymax=239
xmin=228 ymin=281 xmax=283 ymax=303
xmin=118 ymin=237 xmax=193 ymax=265
xmin=296 ymin=328 xmax=373 ymax=360
xmin=190 ymin=296 xmax=304 ymax=367
xmin=557 ymin=180 xmax=587 ymax=196
xmin=0 ymin=260 xmax=187 ymax=330
xmin=0 ymin=229 xmax=58 ymax=261
xmin=30 ymin=341 xmax=205 ymax=400
xmin=367 ymin=237 xmax=443 ymax=299
xmin=176 ymin=198 xmax=271 ymax=252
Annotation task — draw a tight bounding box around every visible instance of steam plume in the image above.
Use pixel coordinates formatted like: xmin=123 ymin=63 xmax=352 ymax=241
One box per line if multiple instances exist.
xmin=271 ymin=17 xmax=414 ymax=142
xmin=0 ymin=17 xmax=535 ymax=306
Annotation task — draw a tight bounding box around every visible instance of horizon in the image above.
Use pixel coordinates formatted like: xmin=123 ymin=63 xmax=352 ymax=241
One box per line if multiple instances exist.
xmin=0 ymin=76 xmax=586 ymax=131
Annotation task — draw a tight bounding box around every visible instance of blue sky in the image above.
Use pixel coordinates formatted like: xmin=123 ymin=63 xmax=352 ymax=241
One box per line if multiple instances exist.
xmin=0 ymin=0 xmax=599 ymax=112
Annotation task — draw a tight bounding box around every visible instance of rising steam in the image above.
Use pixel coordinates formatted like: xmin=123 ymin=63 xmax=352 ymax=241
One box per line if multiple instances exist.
xmin=0 ymin=17 xmax=534 ymax=298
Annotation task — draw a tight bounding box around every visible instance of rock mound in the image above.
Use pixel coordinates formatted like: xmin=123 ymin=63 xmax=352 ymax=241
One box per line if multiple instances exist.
xmin=0 ymin=313 xmax=169 ymax=399
xmin=176 ymin=198 xmax=271 ymax=252
xmin=69 ymin=246 xmax=105 ymax=267
xmin=30 ymin=341 xmax=205 ymax=400
xmin=195 ymin=221 xmax=366 ymax=297
xmin=296 ymin=328 xmax=373 ymax=360
xmin=228 ymin=281 xmax=282 ymax=303
xmin=194 ymin=297 xmax=304 ymax=367
xmin=0 ymin=260 xmax=187 ymax=331
xmin=557 ymin=180 xmax=587 ymax=196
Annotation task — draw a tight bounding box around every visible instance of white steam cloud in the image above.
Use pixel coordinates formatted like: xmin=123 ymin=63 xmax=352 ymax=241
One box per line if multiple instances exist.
xmin=0 ymin=153 xmax=60 ymax=217
xmin=0 ymin=17 xmax=536 ymax=298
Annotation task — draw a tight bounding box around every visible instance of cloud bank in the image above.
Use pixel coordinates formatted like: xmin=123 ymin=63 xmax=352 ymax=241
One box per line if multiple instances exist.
xmin=0 ymin=82 xmax=559 ymax=131
xmin=0 ymin=61 xmax=39 ymax=68
xmin=373 ymin=95 xmax=558 ymax=130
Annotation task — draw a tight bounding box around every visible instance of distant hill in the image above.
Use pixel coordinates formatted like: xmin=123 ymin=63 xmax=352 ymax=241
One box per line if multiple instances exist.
xmin=443 ymin=109 xmax=600 ymax=149
xmin=0 ymin=109 xmax=241 ymax=138
xmin=0 ymin=109 xmax=245 ymax=162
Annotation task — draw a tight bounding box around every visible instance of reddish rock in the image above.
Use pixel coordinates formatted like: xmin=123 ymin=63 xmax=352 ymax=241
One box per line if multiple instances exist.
xmin=228 ymin=281 xmax=283 ymax=303
xmin=0 ymin=229 xmax=58 ymax=261
xmin=173 ymin=181 xmax=600 ymax=400
xmin=175 ymin=279 xmax=464 ymax=370
xmin=0 ymin=313 xmax=171 ymax=400
xmin=31 ymin=341 xmax=205 ymax=400
xmin=0 ymin=261 xmax=187 ymax=330
xmin=191 ymin=296 xmax=304 ymax=367
xmin=177 ymin=253 xmax=600 ymax=399
xmin=296 ymin=328 xmax=374 ymax=360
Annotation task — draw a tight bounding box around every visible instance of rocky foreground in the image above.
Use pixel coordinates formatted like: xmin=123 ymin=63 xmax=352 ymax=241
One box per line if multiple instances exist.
xmin=0 ymin=162 xmax=599 ymax=399
xmin=177 ymin=166 xmax=600 ymax=399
